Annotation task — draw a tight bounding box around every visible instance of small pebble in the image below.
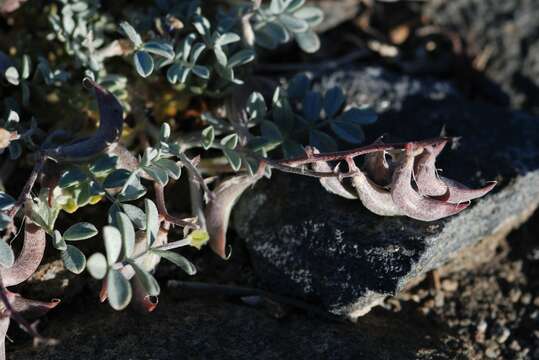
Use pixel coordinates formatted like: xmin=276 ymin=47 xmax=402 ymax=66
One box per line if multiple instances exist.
xmin=485 ymin=345 xmax=500 ymax=359
xmin=509 ymin=288 xmax=521 ymax=303
xmin=475 ymin=320 xmax=488 ymax=343
xmin=520 ymin=293 xmax=532 ymax=305
xmin=495 ymin=326 xmax=510 ymax=344
xmin=509 ymin=340 xmax=521 ymax=352
xmin=477 ymin=320 xmax=488 ymax=333
xmin=533 ymin=296 xmax=539 ymax=307
xmin=441 ymin=279 xmax=458 ymax=292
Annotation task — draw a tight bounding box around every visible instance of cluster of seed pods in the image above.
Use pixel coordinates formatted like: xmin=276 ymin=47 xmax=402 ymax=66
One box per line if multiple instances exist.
xmin=0 ymin=219 xmax=59 ymax=360
xmin=312 ymin=138 xmax=496 ymax=222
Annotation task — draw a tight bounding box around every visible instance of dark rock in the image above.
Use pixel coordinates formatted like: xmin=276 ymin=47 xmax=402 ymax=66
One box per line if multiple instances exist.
xmin=423 ymin=0 xmax=539 ymax=115
xmin=234 ymin=68 xmax=539 ymax=317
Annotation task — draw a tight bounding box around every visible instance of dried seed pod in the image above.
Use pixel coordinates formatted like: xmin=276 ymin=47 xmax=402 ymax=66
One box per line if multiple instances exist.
xmin=0 ymin=220 xmax=46 ymax=287
xmin=206 ymin=167 xmax=264 ymax=259
xmin=413 ymin=138 xmax=496 ymax=203
xmin=391 ymin=144 xmax=469 ymax=221
xmin=309 ymin=147 xmax=357 ymax=200
xmin=364 ymin=150 xmax=393 ymax=186
xmin=5 ymin=291 xmax=60 ymax=318
xmin=438 ymin=177 xmax=497 ymax=204
xmin=414 ymin=138 xmax=449 ymax=197
xmin=351 ymin=169 xmax=403 ymax=216
xmin=45 ymin=79 xmax=124 ymax=162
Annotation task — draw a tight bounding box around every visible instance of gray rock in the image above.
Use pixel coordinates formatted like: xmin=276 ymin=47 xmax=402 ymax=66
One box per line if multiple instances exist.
xmin=423 ymin=0 xmax=539 ymax=115
xmin=234 ymin=68 xmax=539 ymax=317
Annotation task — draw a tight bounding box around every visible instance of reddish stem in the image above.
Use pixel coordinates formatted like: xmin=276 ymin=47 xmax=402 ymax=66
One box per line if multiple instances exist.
xmin=276 ymin=137 xmax=449 ymax=167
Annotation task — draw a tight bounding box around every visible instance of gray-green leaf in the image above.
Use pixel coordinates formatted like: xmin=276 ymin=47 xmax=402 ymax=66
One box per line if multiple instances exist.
xmin=0 ymin=193 xmax=15 ymax=210
xmin=52 ymin=230 xmax=67 ymax=251
xmin=330 ymin=120 xmax=365 ymax=144
xmin=145 ymin=199 xmax=159 ymax=246
xmin=151 ymin=249 xmax=196 ymax=275
xmin=121 ymin=204 xmax=146 ymax=230
xmin=61 ymin=245 xmax=86 ymax=274
xmin=201 ymin=126 xmax=215 ymax=150
xmin=309 ymin=129 xmax=338 ymax=152
xmin=64 ymin=222 xmax=98 ymax=241
xmin=107 ymin=269 xmax=132 ymax=310
xmin=116 ymin=212 xmax=135 ymax=258
xmin=0 ymin=239 xmax=14 ymax=268
xmin=131 ymin=262 xmax=160 ymax=296
xmin=103 ymin=226 xmax=122 ymax=265
xmin=323 ymin=87 xmax=345 ymax=118
xmin=295 ymin=30 xmax=320 ymax=53
xmin=87 ymin=252 xmax=108 ymax=279
xmin=134 ymin=51 xmax=154 ymax=78
xmin=120 ymin=22 xmax=143 ymax=47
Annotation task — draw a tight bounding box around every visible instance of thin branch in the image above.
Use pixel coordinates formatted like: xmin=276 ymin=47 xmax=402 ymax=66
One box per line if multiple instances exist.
xmin=153 ymin=183 xmax=199 ymax=230
xmin=7 ymin=156 xmax=45 ymax=219
xmin=276 ymin=137 xmax=449 ymax=168
xmin=167 ymin=280 xmax=346 ymax=323
xmin=178 ymin=153 xmax=214 ymax=199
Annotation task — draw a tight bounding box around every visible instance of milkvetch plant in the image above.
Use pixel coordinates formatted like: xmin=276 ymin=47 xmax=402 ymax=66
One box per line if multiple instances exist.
xmin=0 ymin=0 xmax=496 ymax=357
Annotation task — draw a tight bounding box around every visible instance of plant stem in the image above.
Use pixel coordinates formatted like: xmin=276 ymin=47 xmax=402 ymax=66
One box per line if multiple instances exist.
xmin=167 ymin=280 xmax=346 ymax=323
xmin=7 ymin=156 xmax=46 ymax=219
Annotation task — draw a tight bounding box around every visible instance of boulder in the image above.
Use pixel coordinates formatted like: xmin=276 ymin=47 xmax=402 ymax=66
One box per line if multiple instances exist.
xmin=234 ymin=68 xmax=539 ymax=317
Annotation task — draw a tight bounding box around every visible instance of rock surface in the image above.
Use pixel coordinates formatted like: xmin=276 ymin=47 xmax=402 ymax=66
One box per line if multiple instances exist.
xmin=423 ymin=0 xmax=539 ymax=115
xmin=234 ymin=68 xmax=539 ymax=317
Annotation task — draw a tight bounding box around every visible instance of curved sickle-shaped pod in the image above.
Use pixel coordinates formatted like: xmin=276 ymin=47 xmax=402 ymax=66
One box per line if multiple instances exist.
xmin=348 ymin=158 xmax=402 ymax=216
xmin=0 ymin=220 xmax=46 ymax=287
xmin=364 ymin=150 xmax=393 ymax=186
xmin=391 ymin=144 xmax=469 ymax=221
xmin=414 ymin=138 xmax=449 ymax=197
xmin=207 ymin=167 xmax=265 ymax=259
xmin=438 ymin=177 xmax=497 ymax=204
xmin=413 ymin=138 xmax=496 ymax=203
xmin=6 ymin=291 xmax=60 ymax=318
xmin=308 ymin=147 xmax=357 ymax=200
xmin=46 ymin=78 xmax=124 ymax=162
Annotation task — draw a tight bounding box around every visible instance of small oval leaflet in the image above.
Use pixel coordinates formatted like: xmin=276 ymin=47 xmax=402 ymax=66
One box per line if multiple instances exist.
xmin=63 ymin=222 xmax=98 ymax=241
xmin=0 ymin=239 xmax=14 ymax=268
xmin=103 ymin=226 xmax=123 ymax=265
xmin=87 ymin=252 xmax=108 ymax=280
xmin=0 ymin=192 xmax=15 ymax=210
xmin=151 ymin=249 xmax=197 ymax=275
xmin=131 ymin=262 xmax=160 ymax=296
xmin=107 ymin=269 xmax=132 ymax=310
xmin=52 ymin=230 xmax=67 ymax=251
xmin=61 ymin=245 xmax=86 ymax=274
xmin=145 ymin=199 xmax=159 ymax=246
xmin=134 ymin=51 xmax=154 ymax=78
xmin=116 ymin=212 xmax=135 ymax=258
